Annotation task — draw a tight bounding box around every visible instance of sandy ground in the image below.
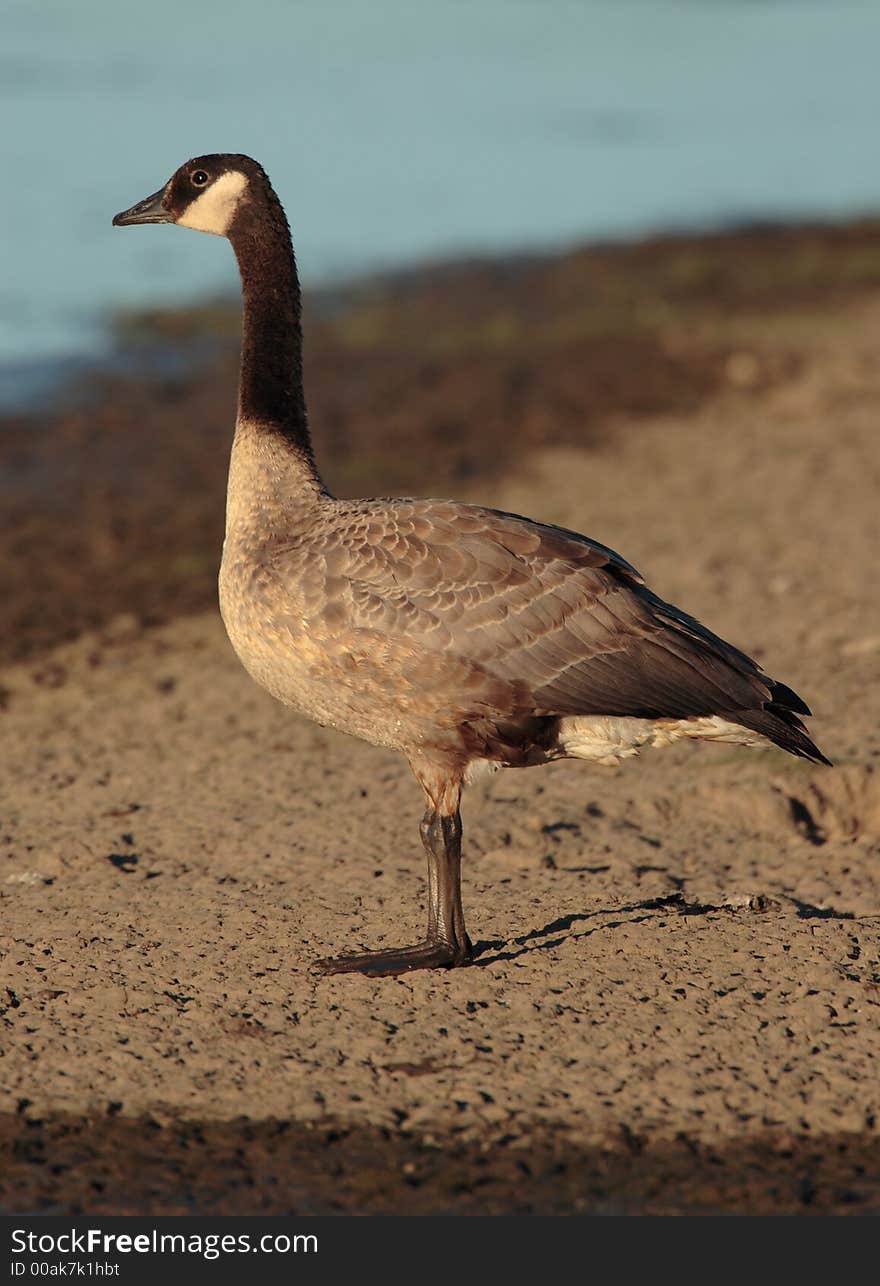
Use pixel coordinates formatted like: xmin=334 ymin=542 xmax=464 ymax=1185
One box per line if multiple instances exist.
xmin=1 ymin=284 xmax=879 ymax=1214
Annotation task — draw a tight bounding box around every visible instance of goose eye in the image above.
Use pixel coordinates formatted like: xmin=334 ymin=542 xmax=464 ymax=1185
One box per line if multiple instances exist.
xmin=191 ymin=170 xmax=209 ymax=187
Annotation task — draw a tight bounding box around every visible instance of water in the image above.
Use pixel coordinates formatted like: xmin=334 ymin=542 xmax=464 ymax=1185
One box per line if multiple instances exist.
xmin=3 ymin=0 xmax=880 ymax=404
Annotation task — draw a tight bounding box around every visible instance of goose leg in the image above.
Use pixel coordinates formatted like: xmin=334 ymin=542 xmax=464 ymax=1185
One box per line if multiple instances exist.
xmin=314 ymin=778 xmax=472 ymax=978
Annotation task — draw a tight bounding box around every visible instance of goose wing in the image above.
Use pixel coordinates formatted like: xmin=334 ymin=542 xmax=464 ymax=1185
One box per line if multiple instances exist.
xmin=286 ymin=498 xmax=783 ymax=723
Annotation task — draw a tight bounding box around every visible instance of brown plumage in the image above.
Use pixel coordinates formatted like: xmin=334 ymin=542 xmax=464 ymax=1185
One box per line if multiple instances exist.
xmin=113 ymin=154 xmax=829 ymax=977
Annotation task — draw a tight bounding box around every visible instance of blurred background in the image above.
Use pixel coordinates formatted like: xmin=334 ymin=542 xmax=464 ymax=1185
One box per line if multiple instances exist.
xmin=3 ymin=0 xmax=880 ymax=664
xmin=3 ymin=0 xmax=880 ymax=402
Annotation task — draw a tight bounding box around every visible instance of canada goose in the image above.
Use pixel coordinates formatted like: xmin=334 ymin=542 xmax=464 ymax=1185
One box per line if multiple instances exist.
xmin=113 ymin=154 xmax=829 ymax=978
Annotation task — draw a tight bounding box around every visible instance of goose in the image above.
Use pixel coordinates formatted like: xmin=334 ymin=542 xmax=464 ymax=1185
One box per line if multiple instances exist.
xmin=113 ymin=154 xmax=829 ymax=978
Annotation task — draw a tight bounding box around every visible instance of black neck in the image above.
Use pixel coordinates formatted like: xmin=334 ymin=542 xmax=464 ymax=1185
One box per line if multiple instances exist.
xmin=228 ymin=194 xmax=315 ymax=464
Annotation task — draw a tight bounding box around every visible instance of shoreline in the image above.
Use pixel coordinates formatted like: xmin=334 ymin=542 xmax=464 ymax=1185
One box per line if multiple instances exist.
xmin=5 ymin=209 xmax=880 ymax=418
xmin=3 ymin=215 xmax=880 ymax=670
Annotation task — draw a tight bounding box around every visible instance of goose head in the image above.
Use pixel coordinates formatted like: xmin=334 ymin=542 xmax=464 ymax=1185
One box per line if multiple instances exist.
xmin=112 ymin=153 xmax=268 ymax=238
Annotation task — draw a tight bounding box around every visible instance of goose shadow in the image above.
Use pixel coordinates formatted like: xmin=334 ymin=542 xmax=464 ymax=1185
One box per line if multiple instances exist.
xmin=470 ymin=891 xmax=717 ymax=966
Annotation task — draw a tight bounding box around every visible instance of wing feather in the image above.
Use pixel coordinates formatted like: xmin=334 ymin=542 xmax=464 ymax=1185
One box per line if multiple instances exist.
xmin=277 ymin=498 xmax=802 ymax=731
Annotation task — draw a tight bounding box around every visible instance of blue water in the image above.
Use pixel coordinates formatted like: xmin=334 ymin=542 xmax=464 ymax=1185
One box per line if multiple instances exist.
xmin=3 ymin=0 xmax=880 ymax=404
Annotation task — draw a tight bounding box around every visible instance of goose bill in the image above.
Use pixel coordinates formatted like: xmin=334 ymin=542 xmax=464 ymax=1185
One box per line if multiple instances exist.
xmin=112 ymin=188 xmax=171 ymax=226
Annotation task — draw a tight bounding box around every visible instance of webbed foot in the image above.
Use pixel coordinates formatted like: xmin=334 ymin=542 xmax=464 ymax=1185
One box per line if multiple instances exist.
xmin=313 ymin=936 xmax=472 ymax=978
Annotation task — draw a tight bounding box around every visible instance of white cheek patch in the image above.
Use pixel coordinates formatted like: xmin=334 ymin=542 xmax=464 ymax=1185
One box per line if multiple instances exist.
xmin=177 ymin=171 xmax=249 ymax=236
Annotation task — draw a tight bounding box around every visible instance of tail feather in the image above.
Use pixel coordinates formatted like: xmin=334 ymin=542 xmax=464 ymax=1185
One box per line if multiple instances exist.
xmin=732 ymin=694 xmax=831 ymax=767
xmin=767 ymin=679 xmax=812 ymax=718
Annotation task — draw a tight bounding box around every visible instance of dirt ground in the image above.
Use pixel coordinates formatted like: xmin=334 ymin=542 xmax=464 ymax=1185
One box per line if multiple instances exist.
xmin=1 ymin=228 xmax=879 ymax=1214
